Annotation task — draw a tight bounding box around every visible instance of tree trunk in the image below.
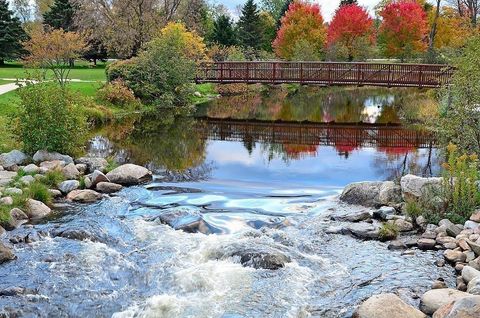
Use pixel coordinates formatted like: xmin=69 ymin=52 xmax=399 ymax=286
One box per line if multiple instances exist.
xmin=0 ymin=59 xmax=4 ymax=66
xmin=429 ymin=0 xmax=442 ymax=52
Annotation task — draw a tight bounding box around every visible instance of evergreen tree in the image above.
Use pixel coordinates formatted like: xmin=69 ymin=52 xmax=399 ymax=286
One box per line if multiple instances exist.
xmin=340 ymin=0 xmax=358 ymax=6
xmin=212 ymin=15 xmax=237 ymax=46
xmin=238 ymin=0 xmax=263 ymax=50
xmin=0 ymin=0 xmax=28 ymax=65
xmin=43 ymin=0 xmax=76 ymax=31
xmin=276 ymin=0 xmax=293 ymax=28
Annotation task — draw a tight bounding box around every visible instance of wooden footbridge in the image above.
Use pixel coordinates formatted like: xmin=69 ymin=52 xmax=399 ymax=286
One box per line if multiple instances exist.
xmin=196 ymin=62 xmax=454 ymax=88
xmin=195 ymin=117 xmax=435 ymax=151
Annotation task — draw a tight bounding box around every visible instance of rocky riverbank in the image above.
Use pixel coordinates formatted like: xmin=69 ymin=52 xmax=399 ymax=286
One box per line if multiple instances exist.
xmin=338 ymin=176 xmax=480 ymax=317
xmin=0 ymin=149 xmax=153 ymax=263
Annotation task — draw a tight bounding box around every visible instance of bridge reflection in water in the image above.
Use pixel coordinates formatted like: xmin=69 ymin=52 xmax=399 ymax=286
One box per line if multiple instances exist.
xmin=195 ymin=117 xmax=435 ymax=157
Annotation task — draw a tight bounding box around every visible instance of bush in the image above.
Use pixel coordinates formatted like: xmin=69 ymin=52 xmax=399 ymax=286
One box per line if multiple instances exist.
xmin=42 ymin=170 xmax=65 ymax=188
xmin=26 ymin=181 xmax=52 ymax=206
xmin=15 ymin=82 xmax=87 ymax=155
xmin=106 ymin=59 xmax=139 ymax=83
xmin=442 ymin=143 xmax=480 ymax=221
xmin=378 ymin=222 xmax=399 ymax=241
xmin=104 ymin=157 xmax=119 ymax=173
xmin=97 ymin=79 xmax=140 ymax=108
xmin=0 ymin=206 xmax=11 ymax=227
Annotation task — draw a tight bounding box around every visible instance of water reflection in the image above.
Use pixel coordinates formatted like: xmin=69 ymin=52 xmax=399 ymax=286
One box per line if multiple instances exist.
xmin=88 ymin=87 xmax=439 ymax=185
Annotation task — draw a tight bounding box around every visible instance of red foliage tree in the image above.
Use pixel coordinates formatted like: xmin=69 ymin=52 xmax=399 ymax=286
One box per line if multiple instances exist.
xmin=327 ymin=4 xmax=375 ymax=61
xmin=379 ymin=0 xmax=429 ymax=60
xmin=273 ymin=1 xmax=327 ymax=60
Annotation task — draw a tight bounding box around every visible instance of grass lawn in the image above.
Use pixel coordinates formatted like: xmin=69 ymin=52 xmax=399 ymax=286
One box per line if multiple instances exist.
xmin=0 ymin=61 xmax=108 ymax=82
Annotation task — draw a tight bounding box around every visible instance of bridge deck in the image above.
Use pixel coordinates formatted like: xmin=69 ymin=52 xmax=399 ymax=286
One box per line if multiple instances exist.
xmin=196 ymin=62 xmax=454 ymax=88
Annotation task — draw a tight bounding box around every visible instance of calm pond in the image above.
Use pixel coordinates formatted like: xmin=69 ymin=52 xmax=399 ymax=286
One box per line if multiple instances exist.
xmin=0 ymin=87 xmax=451 ymax=318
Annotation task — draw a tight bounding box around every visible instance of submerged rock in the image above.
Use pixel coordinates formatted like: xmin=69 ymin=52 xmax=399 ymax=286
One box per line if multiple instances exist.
xmin=354 ymin=293 xmax=426 ymax=318
xmin=106 ymin=164 xmax=152 ymax=185
xmin=156 ymin=208 xmax=213 ymax=234
xmin=216 ymin=243 xmax=291 ymax=270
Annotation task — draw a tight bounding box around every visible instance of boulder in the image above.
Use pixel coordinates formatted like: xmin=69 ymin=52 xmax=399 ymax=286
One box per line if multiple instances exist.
xmin=331 ymin=209 xmax=371 ymax=222
xmin=96 ymin=182 xmax=122 ymax=194
xmin=75 ymin=164 xmax=87 ymax=174
xmin=433 ymin=296 xmax=480 ymax=318
xmin=339 ymin=181 xmax=384 ymax=207
xmin=10 ymin=208 xmax=28 ymax=221
xmin=40 ymin=160 xmax=66 ymax=171
xmin=471 ymin=212 xmax=480 ymax=223
xmin=75 ymin=157 xmax=108 ymax=173
xmin=66 ymin=190 xmax=102 ymax=203
xmin=0 ymin=150 xmax=28 ymax=169
xmin=25 ymin=199 xmax=51 ymax=219
xmin=106 ymin=164 xmax=152 ymax=186
xmin=62 ymin=163 xmax=81 ymax=180
xmin=0 ymin=243 xmax=15 ymax=264
xmin=462 ymin=266 xmax=480 ymax=284
xmin=23 ymin=164 xmax=39 ymax=174
xmin=213 ymin=243 xmax=291 ymax=270
xmin=464 ymin=221 xmax=480 ymax=231
xmin=33 ymin=150 xmax=73 ymax=164
xmin=467 ymin=240 xmax=480 ymax=256
xmin=378 ymin=181 xmax=403 ymax=205
xmin=157 ymin=208 xmax=212 ymax=234
xmin=468 ymin=277 xmax=480 ymax=295
xmin=389 ymin=219 xmax=414 ymax=232
xmin=346 ymin=222 xmax=380 ymax=240
xmin=446 ymin=224 xmax=463 ymax=238
xmin=418 ymin=238 xmax=437 ymax=250
xmin=48 ymin=189 xmax=62 ymax=198
xmin=58 ymin=180 xmax=80 ymax=194
xmin=420 ymin=289 xmax=470 ymax=315
xmin=444 ymin=250 xmax=467 ymax=263
xmin=373 ymin=206 xmax=396 ymax=220
xmin=0 ymin=171 xmax=16 ymax=187
xmin=91 ymin=170 xmax=109 ymax=187
xmin=353 ymin=293 xmax=426 ymax=318
xmin=401 ymin=174 xmax=443 ymax=200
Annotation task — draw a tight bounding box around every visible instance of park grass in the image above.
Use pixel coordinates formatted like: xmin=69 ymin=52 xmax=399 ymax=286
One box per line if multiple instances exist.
xmin=0 ymin=61 xmax=108 ymax=82
xmin=0 ymin=80 xmax=15 ymax=85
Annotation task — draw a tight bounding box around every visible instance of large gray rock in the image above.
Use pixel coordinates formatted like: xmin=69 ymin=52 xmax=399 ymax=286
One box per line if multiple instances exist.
xmin=0 ymin=170 xmax=16 ymax=187
xmin=0 ymin=243 xmax=15 ymax=264
xmin=75 ymin=157 xmax=108 ymax=173
xmin=339 ymin=181 xmax=384 ymax=207
xmin=378 ymin=181 xmax=403 ymax=205
xmin=33 ymin=150 xmax=73 ymax=164
xmin=0 ymin=150 xmax=28 ymax=169
xmin=401 ymin=174 xmax=443 ymax=200
xmin=58 ymin=180 xmax=80 ymax=194
xmin=420 ymin=289 xmax=470 ymax=315
xmin=467 ymin=277 xmax=480 ymax=295
xmin=66 ymin=190 xmax=102 ymax=203
xmin=25 ymin=199 xmax=51 ymax=219
xmin=96 ymin=182 xmax=122 ymax=194
xmin=157 ymin=208 xmax=211 ymax=234
xmin=462 ymin=266 xmax=480 ymax=284
xmin=433 ymin=296 xmax=480 ymax=318
xmin=331 ymin=209 xmax=371 ymax=222
xmin=354 ymin=293 xmax=426 ymax=318
xmin=106 ymin=164 xmax=152 ymax=186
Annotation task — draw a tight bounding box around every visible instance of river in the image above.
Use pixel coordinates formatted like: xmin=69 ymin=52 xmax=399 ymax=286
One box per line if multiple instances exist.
xmin=0 ymin=87 xmax=454 ymax=317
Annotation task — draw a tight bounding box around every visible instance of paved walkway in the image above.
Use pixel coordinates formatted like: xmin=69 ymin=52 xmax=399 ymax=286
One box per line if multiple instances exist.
xmin=0 ymin=78 xmax=103 ymax=96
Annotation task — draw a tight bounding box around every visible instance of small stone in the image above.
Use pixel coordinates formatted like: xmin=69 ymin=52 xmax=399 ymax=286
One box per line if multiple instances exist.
xmin=354 ymin=293 xmax=427 ymax=318
xmin=422 ymin=231 xmax=438 ymax=239
xmin=96 ymin=182 xmax=122 ymax=194
xmin=40 ymin=160 xmax=66 ymax=171
xmin=0 ymin=243 xmax=15 ymax=264
xmin=25 ymin=199 xmax=51 ymax=219
xmin=58 ymin=180 xmax=80 ymax=194
xmin=432 ymin=280 xmax=447 ymax=289
xmin=4 ymin=188 xmax=22 ymax=196
xmin=465 ymin=220 xmax=480 ymax=231
xmin=66 ymin=190 xmax=102 ymax=203
xmin=418 ymin=238 xmax=436 ymax=250
xmin=435 ymin=259 xmax=446 ymax=267
xmin=462 ymin=266 xmax=480 ymax=284
xmin=444 ymin=249 xmax=467 ymax=263
xmin=420 ymin=288 xmax=470 ymax=315
xmin=75 ymin=164 xmax=87 ymax=174
xmin=48 ymin=189 xmax=62 ymax=198
xmin=467 ymin=240 xmax=480 ymax=256
xmin=471 ymin=211 xmax=480 ymax=223
xmin=23 ymin=164 xmax=39 ymax=174
xmin=91 ymin=170 xmax=109 ymax=187
xmin=388 ymin=240 xmax=407 ymax=250
xmin=0 ymin=196 xmax=13 ymax=205
xmin=19 ymin=175 xmax=35 ymax=185
xmin=389 ymin=219 xmax=414 ymax=232
xmin=62 ymin=163 xmax=80 ymax=180
xmin=373 ymin=206 xmax=396 ymax=220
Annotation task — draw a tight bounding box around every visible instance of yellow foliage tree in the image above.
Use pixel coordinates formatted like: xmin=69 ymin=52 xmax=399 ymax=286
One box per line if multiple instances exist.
xmin=431 ymin=6 xmax=474 ymax=49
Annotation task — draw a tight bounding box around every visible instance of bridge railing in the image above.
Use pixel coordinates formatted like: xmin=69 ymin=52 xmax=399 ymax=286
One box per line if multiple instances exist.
xmin=196 ymin=61 xmax=454 ymax=88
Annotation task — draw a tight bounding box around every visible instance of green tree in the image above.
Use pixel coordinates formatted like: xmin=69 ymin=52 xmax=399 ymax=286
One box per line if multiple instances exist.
xmin=259 ymin=11 xmax=276 ymax=51
xmin=238 ymin=0 xmax=263 ymax=50
xmin=211 ymin=14 xmax=236 ymax=46
xmin=261 ymin=0 xmax=287 ymax=19
xmin=43 ymin=0 xmax=76 ymax=31
xmin=0 ymin=0 xmax=28 ymax=65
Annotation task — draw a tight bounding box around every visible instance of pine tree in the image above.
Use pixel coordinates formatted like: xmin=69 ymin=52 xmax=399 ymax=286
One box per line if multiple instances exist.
xmin=0 ymin=0 xmax=28 ymax=65
xmin=212 ymin=15 xmax=237 ymax=46
xmin=340 ymin=0 xmax=358 ymax=6
xmin=238 ymin=0 xmax=263 ymax=50
xmin=43 ymin=0 xmax=76 ymax=31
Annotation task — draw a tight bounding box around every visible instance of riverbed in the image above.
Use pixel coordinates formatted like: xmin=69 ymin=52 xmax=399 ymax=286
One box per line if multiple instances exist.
xmin=0 ymin=87 xmax=453 ymax=317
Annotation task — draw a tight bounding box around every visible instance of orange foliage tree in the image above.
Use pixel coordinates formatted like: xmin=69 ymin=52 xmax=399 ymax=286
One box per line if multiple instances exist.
xmin=327 ymin=4 xmax=375 ymax=61
xmin=23 ymin=28 xmax=89 ymax=86
xmin=273 ymin=1 xmax=327 ymax=60
xmin=379 ymin=0 xmax=429 ymax=60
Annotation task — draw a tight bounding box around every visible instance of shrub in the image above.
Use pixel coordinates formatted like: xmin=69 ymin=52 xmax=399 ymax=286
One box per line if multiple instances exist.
xmin=15 ymin=82 xmax=87 ymax=155
xmin=106 ymin=59 xmax=139 ymax=83
xmin=405 ymin=200 xmax=422 ymax=219
xmin=442 ymin=143 xmax=480 ymax=221
xmin=378 ymin=222 xmax=399 ymax=241
xmin=97 ymin=79 xmax=140 ymax=108
xmin=26 ymin=181 xmax=52 ymax=206
xmin=42 ymin=170 xmax=65 ymax=188
xmin=104 ymin=157 xmax=119 ymax=173
xmin=0 ymin=206 xmax=11 ymax=227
